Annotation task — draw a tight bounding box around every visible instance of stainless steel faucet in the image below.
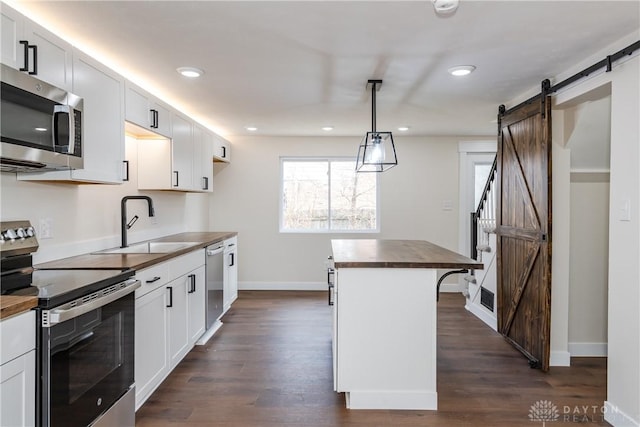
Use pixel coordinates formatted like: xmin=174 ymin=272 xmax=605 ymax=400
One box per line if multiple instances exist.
xmin=121 ymin=196 xmax=155 ymax=248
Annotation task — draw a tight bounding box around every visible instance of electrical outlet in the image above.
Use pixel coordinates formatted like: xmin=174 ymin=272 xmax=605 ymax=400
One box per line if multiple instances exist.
xmin=39 ymin=218 xmax=53 ymax=239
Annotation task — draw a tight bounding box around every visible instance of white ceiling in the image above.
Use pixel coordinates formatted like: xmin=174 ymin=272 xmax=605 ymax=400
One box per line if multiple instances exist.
xmin=9 ymin=1 xmax=640 ymax=139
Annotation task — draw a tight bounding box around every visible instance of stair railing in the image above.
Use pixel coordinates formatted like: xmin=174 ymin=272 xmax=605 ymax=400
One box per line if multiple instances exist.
xmin=470 ymin=156 xmax=497 ymax=261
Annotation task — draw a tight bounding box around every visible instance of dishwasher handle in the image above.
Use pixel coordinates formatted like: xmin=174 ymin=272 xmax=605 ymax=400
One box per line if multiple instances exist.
xmin=206 ymin=245 xmax=224 ymax=256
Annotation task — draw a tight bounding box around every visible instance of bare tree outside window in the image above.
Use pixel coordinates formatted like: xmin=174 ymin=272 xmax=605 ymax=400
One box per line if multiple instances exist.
xmin=281 ymin=158 xmax=378 ymax=232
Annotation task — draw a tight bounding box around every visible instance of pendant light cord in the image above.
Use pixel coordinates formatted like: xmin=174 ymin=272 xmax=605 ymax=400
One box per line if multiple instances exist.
xmin=371 ymin=81 xmax=377 ymax=133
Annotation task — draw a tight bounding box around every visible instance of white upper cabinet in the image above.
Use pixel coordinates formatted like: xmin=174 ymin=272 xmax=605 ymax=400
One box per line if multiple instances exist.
xmin=171 ymin=113 xmax=194 ymax=191
xmin=18 ymin=49 xmax=125 ymax=184
xmin=125 ymin=81 xmax=172 ymax=138
xmin=213 ymin=134 xmax=231 ymax=163
xmin=137 ymin=112 xmax=195 ymax=191
xmin=1 ymin=3 xmax=72 ymax=91
xmin=193 ymin=124 xmax=214 ymax=193
xmin=137 ymin=119 xmax=217 ymax=193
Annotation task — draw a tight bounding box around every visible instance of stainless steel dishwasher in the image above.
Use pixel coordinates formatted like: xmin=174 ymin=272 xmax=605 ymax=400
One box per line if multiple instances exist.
xmin=198 ymin=243 xmax=225 ymax=345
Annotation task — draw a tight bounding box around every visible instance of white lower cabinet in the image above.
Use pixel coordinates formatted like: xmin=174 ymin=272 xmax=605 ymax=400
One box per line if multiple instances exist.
xmin=0 ymin=311 xmax=36 ymax=427
xmin=134 ymin=285 xmax=169 ymax=410
xmin=187 ymin=266 xmax=206 ymax=345
xmin=134 ymin=250 xmax=205 ymax=410
xmin=166 ymin=274 xmax=190 ymax=368
xmin=223 ymin=237 xmax=238 ymax=313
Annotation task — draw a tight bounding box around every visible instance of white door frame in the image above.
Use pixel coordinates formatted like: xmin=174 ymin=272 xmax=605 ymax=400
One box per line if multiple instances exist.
xmin=458 ymin=141 xmax=497 ymax=261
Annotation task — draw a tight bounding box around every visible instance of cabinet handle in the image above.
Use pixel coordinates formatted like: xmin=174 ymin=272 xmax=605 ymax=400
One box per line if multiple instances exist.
xmin=122 ymin=160 xmax=129 ymax=181
xmin=166 ymin=286 xmax=173 ymax=307
xmin=327 ymin=268 xmax=335 ymax=285
xmin=29 ymin=44 xmax=37 ymax=75
xmin=202 ymin=176 xmax=209 ymax=190
xmin=173 ymin=171 xmax=179 ymax=187
xmin=150 ymin=109 xmax=158 ymax=128
xmin=221 ymin=146 xmax=226 ymax=159
xmin=188 ymin=274 xmax=196 ymax=293
xmin=19 ymin=40 xmax=29 ymax=71
xmin=229 ymin=253 xmax=235 ymax=267
xmin=146 ymin=276 xmax=161 ymax=284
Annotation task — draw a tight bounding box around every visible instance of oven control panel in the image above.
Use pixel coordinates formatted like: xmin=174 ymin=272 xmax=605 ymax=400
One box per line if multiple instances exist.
xmin=0 ymin=220 xmax=39 ymax=256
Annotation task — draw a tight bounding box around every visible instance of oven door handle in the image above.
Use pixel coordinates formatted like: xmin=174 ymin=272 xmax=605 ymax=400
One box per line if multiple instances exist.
xmin=42 ymin=280 xmax=141 ymax=327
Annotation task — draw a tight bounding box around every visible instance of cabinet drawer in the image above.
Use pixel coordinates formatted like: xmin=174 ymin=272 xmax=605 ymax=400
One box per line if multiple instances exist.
xmin=169 ymin=250 xmax=205 ymax=281
xmin=0 ymin=311 xmax=35 ymax=363
xmin=135 ymin=262 xmax=170 ymax=298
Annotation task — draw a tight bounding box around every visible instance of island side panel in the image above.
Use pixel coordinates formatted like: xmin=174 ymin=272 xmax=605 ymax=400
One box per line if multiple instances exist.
xmin=334 ymin=267 xmax=438 ymax=410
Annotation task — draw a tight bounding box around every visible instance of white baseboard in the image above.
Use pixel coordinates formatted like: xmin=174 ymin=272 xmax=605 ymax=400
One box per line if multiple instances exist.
xmin=195 ymin=320 xmax=223 ymax=346
xmin=604 ymin=401 xmax=640 ymax=427
xmin=239 ymin=281 xmax=326 ymax=291
xmin=568 ymin=342 xmax=608 ymax=357
xmin=464 ymin=300 xmax=497 ymax=331
xmin=346 ymin=390 xmax=438 ymax=410
xmin=549 ymin=350 xmax=571 ymax=367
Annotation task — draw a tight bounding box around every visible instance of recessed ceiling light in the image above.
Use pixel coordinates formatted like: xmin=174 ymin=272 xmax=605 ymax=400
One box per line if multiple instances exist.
xmin=34 ymin=127 xmax=47 ymax=132
xmin=448 ymin=65 xmax=476 ymax=77
xmin=432 ymin=0 xmax=459 ymax=15
xmin=398 ymin=126 xmax=410 ymax=132
xmin=322 ymin=126 xmax=334 ymax=131
xmin=245 ymin=126 xmax=258 ymax=132
xmin=177 ymin=67 xmax=204 ymax=78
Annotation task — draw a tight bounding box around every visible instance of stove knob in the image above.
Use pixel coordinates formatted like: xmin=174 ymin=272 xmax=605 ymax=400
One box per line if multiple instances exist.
xmin=16 ymin=228 xmax=26 ymax=239
xmin=4 ymin=229 xmax=17 ymax=241
xmin=25 ymin=226 xmax=35 ymax=237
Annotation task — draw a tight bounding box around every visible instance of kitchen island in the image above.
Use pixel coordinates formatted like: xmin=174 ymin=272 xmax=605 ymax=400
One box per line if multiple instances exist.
xmin=330 ymin=239 xmax=482 ymax=410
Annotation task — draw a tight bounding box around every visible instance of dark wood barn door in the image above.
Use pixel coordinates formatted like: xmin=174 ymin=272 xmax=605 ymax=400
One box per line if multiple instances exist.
xmin=496 ymin=97 xmax=552 ymax=371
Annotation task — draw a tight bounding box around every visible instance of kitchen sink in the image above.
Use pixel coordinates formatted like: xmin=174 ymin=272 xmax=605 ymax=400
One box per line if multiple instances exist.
xmin=94 ymin=241 xmax=200 ymax=254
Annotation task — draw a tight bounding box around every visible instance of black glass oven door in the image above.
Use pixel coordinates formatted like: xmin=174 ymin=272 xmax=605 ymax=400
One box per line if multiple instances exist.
xmin=40 ymin=292 xmax=134 ymax=427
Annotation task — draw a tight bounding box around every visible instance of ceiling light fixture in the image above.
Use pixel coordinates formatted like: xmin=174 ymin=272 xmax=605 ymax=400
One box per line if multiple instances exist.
xmin=448 ymin=65 xmax=476 ymax=76
xmin=176 ymin=67 xmax=204 ymax=78
xmin=355 ymin=79 xmax=398 ymax=173
xmin=398 ymin=126 xmax=410 ymax=132
xmin=322 ymin=126 xmax=334 ymax=131
xmin=432 ymin=0 xmax=459 ymax=15
xmin=245 ymin=126 xmax=258 ymax=132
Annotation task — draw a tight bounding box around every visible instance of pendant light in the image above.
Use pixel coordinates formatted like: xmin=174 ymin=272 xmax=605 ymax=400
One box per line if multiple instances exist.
xmin=356 ymin=79 xmax=398 ymax=173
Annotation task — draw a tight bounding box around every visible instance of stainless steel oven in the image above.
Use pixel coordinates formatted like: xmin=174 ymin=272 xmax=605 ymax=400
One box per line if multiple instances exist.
xmin=0 ymin=221 xmax=139 ymax=427
xmin=38 ymin=274 xmax=139 ymax=427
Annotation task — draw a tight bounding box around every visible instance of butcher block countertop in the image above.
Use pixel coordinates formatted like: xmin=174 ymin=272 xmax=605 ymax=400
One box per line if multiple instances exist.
xmin=0 ymin=295 xmax=38 ymax=320
xmin=2 ymin=232 xmax=235 ymax=319
xmin=331 ymin=239 xmax=483 ymax=270
xmin=35 ymin=231 xmax=236 ymax=271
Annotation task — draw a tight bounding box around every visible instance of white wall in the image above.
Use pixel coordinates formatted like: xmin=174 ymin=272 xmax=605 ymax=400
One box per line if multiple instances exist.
xmin=569 ymin=177 xmax=609 ymax=355
xmin=0 ymin=136 xmax=211 ymax=263
xmin=209 ymin=135 xmax=479 ymax=289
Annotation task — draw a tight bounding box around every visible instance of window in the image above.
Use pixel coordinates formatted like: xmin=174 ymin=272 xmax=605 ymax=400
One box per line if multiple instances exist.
xmin=280 ymin=158 xmax=379 ymax=232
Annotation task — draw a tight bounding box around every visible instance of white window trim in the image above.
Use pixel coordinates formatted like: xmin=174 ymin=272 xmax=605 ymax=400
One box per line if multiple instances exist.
xmin=279 ymin=156 xmax=380 ymax=234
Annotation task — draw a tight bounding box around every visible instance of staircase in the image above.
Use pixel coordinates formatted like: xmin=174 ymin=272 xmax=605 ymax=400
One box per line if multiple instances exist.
xmin=465 ymin=156 xmax=498 ymax=331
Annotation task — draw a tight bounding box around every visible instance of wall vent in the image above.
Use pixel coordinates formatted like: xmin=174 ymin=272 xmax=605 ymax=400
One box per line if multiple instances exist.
xmin=480 ymin=287 xmax=494 ymax=312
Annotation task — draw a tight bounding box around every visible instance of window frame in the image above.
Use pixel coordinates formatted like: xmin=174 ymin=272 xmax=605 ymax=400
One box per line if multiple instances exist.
xmin=279 ymin=156 xmax=380 ymax=234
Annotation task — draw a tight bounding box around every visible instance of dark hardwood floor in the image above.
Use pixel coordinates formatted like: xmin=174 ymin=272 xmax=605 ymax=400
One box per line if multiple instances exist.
xmin=135 ymin=291 xmax=608 ymax=426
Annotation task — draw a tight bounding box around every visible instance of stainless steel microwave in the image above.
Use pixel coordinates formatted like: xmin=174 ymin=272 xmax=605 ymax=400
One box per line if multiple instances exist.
xmin=1 ymin=63 xmax=83 ymax=172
